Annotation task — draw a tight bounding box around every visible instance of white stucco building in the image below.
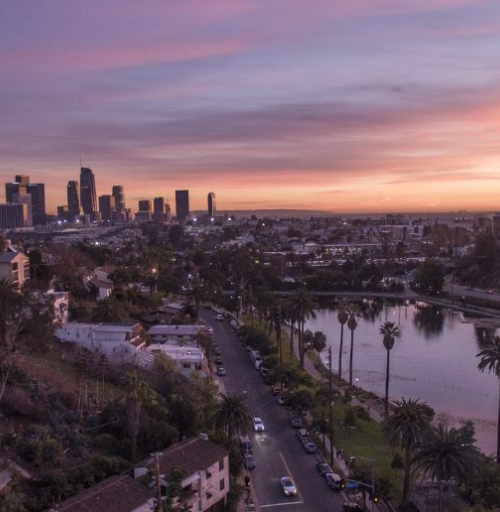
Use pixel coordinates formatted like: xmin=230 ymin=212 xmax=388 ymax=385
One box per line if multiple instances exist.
xmin=55 ymin=322 xmax=146 ymax=363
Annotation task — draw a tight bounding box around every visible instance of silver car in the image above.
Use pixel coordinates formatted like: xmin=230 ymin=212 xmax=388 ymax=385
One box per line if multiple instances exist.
xmin=281 ymin=476 xmax=297 ymax=496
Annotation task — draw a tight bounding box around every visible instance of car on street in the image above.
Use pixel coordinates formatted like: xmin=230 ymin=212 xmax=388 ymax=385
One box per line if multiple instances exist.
xmin=290 ymin=416 xmax=303 ymax=428
xmin=296 ymin=428 xmax=310 ymax=441
xmin=325 ymin=473 xmax=345 ymax=490
xmin=276 ymin=396 xmax=286 ymax=405
xmin=317 ymin=462 xmax=333 ymax=477
xmin=271 ymin=386 xmax=281 ymax=395
xmin=243 ymin=454 xmax=256 ymax=470
xmin=301 ymin=439 xmax=318 ymax=453
xmin=253 ymin=417 xmax=265 ymax=432
xmin=217 ymin=367 xmax=226 ymax=377
xmin=281 ymin=476 xmax=297 ymax=497
xmin=216 ymin=314 xmax=224 ymax=321
xmin=215 ymin=356 xmax=223 ymax=365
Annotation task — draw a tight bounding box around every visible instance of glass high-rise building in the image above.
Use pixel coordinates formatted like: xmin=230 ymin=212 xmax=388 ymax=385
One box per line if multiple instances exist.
xmin=175 ymin=190 xmax=189 ymax=221
xmin=80 ymin=167 xmax=97 ymax=215
xmin=112 ymin=185 xmax=126 ymax=212
xmin=27 ymin=183 xmax=46 ymax=225
xmin=67 ymin=180 xmax=81 ymax=219
xmin=207 ymin=192 xmax=216 ymax=218
xmin=99 ymin=195 xmax=115 ymax=223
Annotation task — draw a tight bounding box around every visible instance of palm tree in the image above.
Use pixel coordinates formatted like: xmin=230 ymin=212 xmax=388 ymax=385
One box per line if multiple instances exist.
xmin=380 ymin=321 xmax=401 ymax=416
xmin=347 ymin=306 xmax=358 ymax=387
xmin=292 ymin=288 xmax=316 ymax=368
xmin=383 ymin=398 xmax=434 ymax=505
xmin=413 ymin=423 xmax=481 ymax=512
xmin=123 ymin=371 xmax=149 ymax=462
xmin=477 ymin=335 xmax=500 ymax=464
xmin=212 ymin=393 xmax=251 ymax=440
xmin=337 ymin=301 xmax=349 ymax=381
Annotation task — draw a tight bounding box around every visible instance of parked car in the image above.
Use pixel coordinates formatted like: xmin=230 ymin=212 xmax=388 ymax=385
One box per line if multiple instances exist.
xmin=301 ymin=439 xmax=318 ymax=453
xmin=216 ymin=314 xmax=224 ymax=321
xmin=326 ymin=473 xmax=344 ymax=490
xmin=215 ymin=356 xmax=223 ymax=365
xmin=217 ymin=367 xmax=226 ymax=377
xmin=271 ymin=386 xmax=281 ymax=395
xmin=289 ymin=416 xmax=302 ymax=428
xmin=253 ymin=417 xmax=265 ymax=432
xmin=296 ymin=429 xmax=310 ymax=441
xmin=239 ymin=435 xmax=253 ymax=455
xmin=281 ymin=476 xmax=297 ymax=496
xmin=243 ymin=454 xmax=256 ymax=470
xmin=317 ymin=462 xmax=333 ymax=478
xmin=276 ymin=396 xmax=286 ymax=405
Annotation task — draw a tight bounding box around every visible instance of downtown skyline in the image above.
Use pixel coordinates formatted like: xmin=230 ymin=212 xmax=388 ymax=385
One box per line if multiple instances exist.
xmin=2 ymin=1 xmax=500 ymax=213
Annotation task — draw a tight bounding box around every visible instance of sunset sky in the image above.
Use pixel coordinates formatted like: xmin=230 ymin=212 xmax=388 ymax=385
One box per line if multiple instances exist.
xmin=2 ymin=0 xmax=500 ymax=214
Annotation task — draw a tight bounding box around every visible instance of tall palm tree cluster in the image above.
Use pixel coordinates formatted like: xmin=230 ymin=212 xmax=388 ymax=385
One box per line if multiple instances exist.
xmin=383 ymin=398 xmax=481 ymax=511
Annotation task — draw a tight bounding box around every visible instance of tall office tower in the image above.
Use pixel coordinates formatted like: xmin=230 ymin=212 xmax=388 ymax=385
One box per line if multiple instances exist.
xmin=165 ymin=201 xmax=172 ymax=222
xmin=99 ymin=195 xmax=115 ymax=223
xmin=175 ymin=190 xmax=189 ymax=221
xmin=207 ymin=192 xmax=216 ymax=218
xmin=138 ymin=200 xmax=151 ymax=212
xmin=6 ymin=178 xmax=28 ymax=204
xmin=493 ymin=214 xmax=500 ymax=239
xmin=57 ymin=205 xmax=69 ymax=221
xmin=0 ymin=203 xmax=27 ymax=229
xmin=153 ymin=197 xmax=165 ymax=220
xmin=27 ymin=183 xmax=46 ymax=224
xmin=67 ymin=180 xmax=81 ymax=219
xmin=112 ymin=185 xmax=126 ymax=211
xmin=14 ymin=193 xmax=32 ymax=226
xmin=80 ymin=167 xmax=98 ymax=215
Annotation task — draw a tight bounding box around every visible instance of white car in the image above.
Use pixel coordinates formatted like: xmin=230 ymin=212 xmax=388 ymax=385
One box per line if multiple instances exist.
xmin=253 ymin=417 xmax=265 ymax=432
xmin=281 ymin=476 xmax=297 ymax=496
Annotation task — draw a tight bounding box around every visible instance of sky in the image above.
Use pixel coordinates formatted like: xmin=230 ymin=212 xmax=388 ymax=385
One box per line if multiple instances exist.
xmin=2 ymin=0 xmax=500 ymax=214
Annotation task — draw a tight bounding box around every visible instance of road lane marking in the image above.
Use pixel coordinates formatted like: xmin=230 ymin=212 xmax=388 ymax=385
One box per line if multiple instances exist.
xmin=260 ymin=501 xmax=304 ymax=508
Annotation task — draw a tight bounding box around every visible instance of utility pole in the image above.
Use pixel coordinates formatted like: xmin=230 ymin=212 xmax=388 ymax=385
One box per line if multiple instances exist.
xmin=329 ymin=346 xmax=334 ymax=466
xmin=277 ymin=304 xmax=282 ymax=365
xmin=155 ymin=452 xmax=163 ymax=512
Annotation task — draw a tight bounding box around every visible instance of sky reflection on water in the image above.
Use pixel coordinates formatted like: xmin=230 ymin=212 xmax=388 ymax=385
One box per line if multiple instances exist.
xmin=307 ymin=300 xmax=499 ymax=455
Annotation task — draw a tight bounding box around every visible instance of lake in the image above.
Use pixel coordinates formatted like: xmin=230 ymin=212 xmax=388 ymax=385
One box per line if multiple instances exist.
xmin=306 ymin=299 xmax=499 ymax=456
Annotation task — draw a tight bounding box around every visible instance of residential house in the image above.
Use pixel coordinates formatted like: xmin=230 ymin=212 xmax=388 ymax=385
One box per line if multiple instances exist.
xmin=55 ymin=322 xmax=146 ymax=363
xmin=147 ymin=324 xmax=208 ymax=344
xmin=136 ymin=342 xmax=205 ymax=376
xmin=0 ymin=250 xmax=30 ymax=290
xmin=49 ymin=474 xmax=154 ymax=512
xmin=90 ymin=265 xmax=116 ymax=300
xmin=134 ymin=434 xmax=229 ymax=512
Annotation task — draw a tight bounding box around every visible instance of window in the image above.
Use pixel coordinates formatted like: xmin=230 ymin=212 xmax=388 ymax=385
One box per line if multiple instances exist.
xmin=182 ymin=363 xmax=191 ymax=369
xmin=219 ymin=479 xmax=225 ymax=491
xmin=219 ymin=459 xmax=224 ymax=471
xmin=206 ymin=469 xmax=212 ymax=479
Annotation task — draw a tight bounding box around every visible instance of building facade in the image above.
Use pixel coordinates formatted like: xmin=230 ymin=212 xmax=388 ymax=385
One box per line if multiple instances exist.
xmin=80 ymin=167 xmax=98 ymax=215
xmin=99 ymin=194 xmax=115 ymax=223
xmin=0 ymin=203 xmax=28 ymax=229
xmin=55 ymin=323 xmax=146 ymax=363
xmin=175 ymin=190 xmax=190 ymax=221
xmin=207 ymin=192 xmax=216 ymax=218
xmin=67 ymin=180 xmax=81 ymax=219
xmin=0 ymin=251 xmax=30 ymax=290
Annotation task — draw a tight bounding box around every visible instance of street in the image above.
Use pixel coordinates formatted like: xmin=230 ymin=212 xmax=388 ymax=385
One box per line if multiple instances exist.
xmin=200 ymin=310 xmax=345 ymax=512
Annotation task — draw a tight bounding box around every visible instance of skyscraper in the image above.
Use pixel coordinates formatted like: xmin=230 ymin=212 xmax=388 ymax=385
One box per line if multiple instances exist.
xmin=80 ymin=167 xmax=97 ymax=215
xmin=138 ymin=200 xmax=151 ymax=212
xmin=175 ymin=190 xmax=189 ymax=221
xmin=67 ymin=180 xmax=81 ymax=219
xmin=153 ymin=197 xmax=165 ymax=220
xmin=99 ymin=195 xmax=115 ymax=223
xmin=27 ymin=183 xmax=46 ymax=224
xmin=207 ymin=192 xmax=216 ymax=218
xmin=112 ymin=185 xmax=126 ymax=212
xmin=0 ymin=203 xmax=27 ymax=229
xmin=5 ymin=176 xmax=28 ymax=204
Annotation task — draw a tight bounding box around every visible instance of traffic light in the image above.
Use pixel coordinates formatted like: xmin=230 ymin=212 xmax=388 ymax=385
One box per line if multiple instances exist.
xmin=244 ymin=476 xmax=251 ymax=488
xmin=340 ymin=479 xmax=346 ymax=489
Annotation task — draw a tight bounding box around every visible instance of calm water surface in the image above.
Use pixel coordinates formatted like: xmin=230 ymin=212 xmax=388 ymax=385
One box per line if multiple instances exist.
xmin=306 ymin=299 xmax=500 ymax=455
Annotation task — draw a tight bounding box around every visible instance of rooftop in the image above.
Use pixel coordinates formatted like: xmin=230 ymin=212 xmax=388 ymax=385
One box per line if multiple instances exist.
xmin=50 ymin=474 xmax=153 ymax=512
